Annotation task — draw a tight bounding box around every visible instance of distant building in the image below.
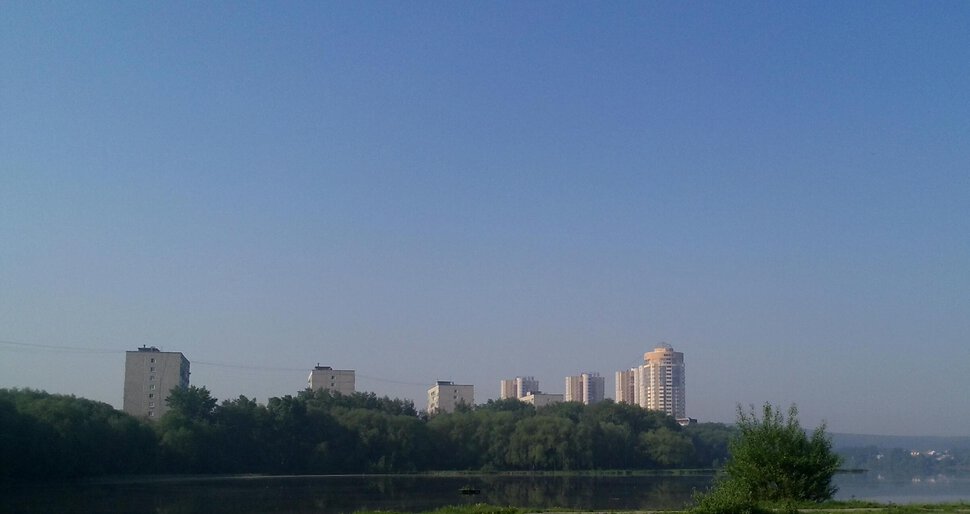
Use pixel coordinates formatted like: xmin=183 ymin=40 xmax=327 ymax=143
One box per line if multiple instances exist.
xmin=123 ymin=346 xmax=190 ymax=420
xmin=427 ymin=380 xmax=474 ymax=414
xmin=564 ymin=372 xmax=604 ymax=405
xmin=616 ymin=344 xmax=686 ymax=418
xmin=615 ymin=368 xmax=637 ymax=404
xmin=307 ymin=365 xmax=355 ymax=395
xmin=500 ymin=376 xmax=539 ymax=400
xmin=520 ymin=392 xmax=563 ymax=408
xmin=643 ymin=344 xmax=686 ymax=418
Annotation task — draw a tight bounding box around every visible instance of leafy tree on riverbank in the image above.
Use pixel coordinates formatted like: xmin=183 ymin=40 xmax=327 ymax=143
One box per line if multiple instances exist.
xmin=0 ymin=389 xmax=158 ymax=480
xmin=692 ymin=403 xmax=841 ymax=514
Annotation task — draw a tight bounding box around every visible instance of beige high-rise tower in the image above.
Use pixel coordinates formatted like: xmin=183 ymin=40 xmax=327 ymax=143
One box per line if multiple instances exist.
xmin=616 ymin=344 xmax=686 ymax=419
xmin=642 ymin=344 xmax=686 ymax=418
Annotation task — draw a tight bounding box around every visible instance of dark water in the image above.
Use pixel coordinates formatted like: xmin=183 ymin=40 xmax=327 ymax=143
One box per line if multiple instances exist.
xmin=3 ymin=473 xmax=969 ymax=513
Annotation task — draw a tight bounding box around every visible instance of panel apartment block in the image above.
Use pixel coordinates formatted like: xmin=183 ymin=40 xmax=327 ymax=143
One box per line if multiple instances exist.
xmin=308 ymin=365 xmax=356 ymax=395
xmin=427 ymin=380 xmax=474 ymax=414
xmin=123 ymin=346 xmax=190 ymax=420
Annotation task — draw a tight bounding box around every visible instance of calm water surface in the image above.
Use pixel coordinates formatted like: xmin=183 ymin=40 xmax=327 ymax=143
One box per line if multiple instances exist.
xmin=3 ymin=473 xmax=970 ymax=513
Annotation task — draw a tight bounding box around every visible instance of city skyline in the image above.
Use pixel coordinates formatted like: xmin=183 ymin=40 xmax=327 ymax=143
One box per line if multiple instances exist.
xmin=2 ymin=3 xmax=969 ymax=436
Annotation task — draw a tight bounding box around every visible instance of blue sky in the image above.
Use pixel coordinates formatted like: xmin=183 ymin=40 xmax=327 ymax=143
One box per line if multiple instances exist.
xmin=2 ymin=2 xmax=968 ymax=436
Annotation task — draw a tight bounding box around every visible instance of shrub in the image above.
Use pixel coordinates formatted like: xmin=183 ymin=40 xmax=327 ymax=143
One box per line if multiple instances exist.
xmin=692 ymin=403 xmax=841 ymax=512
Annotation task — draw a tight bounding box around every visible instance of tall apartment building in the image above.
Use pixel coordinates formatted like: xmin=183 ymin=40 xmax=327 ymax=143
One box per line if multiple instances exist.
xmin=123 ymin=346 xmax=190 ymax=420
xmin=616 ymin=344 xmax=686 ymax=418
xmin=564 ymin=372 xmax=604 ymax=405
xmin=500 ymin=376 xmax=539 ymax=400
xmin=643 ymin=344 xmax=686 ymax=418
xmin=307 ymin=365 xmax=355 ymax=395
xmin=615 ymin=368 xmax=637 ymax=404
xmin=427 ymin=380 xmax=474 ymax=414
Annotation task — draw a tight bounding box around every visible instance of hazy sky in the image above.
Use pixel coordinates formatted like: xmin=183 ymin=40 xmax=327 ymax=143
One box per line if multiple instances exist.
xmin=2 ymin=2 xmax=968 ymax=436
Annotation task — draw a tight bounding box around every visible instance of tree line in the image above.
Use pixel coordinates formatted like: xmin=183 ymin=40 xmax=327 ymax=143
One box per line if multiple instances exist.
xmin=0 ymin=387 xmax=734 ymax=481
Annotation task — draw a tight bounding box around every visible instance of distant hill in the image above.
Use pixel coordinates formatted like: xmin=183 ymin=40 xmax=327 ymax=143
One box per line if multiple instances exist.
xmin=830 ymin=432 xmax=970 ymax=451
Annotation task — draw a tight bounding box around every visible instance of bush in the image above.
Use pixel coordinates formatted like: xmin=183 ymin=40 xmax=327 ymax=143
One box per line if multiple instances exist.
xmin=692 ymin=403 xmax=841 ymax=512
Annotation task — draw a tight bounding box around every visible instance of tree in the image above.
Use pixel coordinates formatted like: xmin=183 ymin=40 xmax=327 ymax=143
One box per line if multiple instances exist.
xmin=165 ymin=386 xmax=217 ymax=422
xmin=693 ymin=403 xmax=841 ymax=513
xmin=640 ymin=426 xmax=695 ymax=467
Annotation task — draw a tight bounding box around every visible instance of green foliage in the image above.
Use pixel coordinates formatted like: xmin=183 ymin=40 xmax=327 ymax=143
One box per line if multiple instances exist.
xmin=165 ymin=385 xmax=217 ymax=421
xmin=692 ymin=403 xmax=842 ymax=513
xmin=2 ymin=385 xmax=735 ymax=479
xmin=726 ymin=403 xmax=841 ymax=502
xmin=0 ymin=388 xmax=159 ymax=481
xmin=691 ymin=477 xmax=773 ymax=514
xmin=641 ymin=426 xmax=695 ymax=466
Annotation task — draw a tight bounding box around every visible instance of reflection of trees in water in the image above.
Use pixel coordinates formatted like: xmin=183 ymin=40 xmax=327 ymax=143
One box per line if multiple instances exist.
xmin=473 ymin=475 xmax=706 ymax=510
xmin=3 ymin=475 xmax=715 ymax=514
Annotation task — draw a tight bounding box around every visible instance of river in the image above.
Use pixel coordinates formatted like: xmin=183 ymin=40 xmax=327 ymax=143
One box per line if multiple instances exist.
xmin=3 ymin=472 xmax=969 ymax=513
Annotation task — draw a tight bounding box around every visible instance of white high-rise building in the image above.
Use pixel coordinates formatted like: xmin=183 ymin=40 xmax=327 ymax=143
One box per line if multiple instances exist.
xmin=123 ymin=346 xmax=190 ymax=420
xmin=500 ymin=376 xmax=539 ymax=400
xmin=427 ymin=380 xmax=474 ymax=414
xmin=564 ymin=372 xmax=604 ymax=405
xmin=307 ymin=365 xmax=356 ymax=395
xmin=616 ymin=344 xmax=686 ymax=418
xmin=615 ymin=368 xmax=637 ymax=404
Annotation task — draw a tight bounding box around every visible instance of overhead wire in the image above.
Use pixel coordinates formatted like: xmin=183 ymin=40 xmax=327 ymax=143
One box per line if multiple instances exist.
xmin=0 ymin=339 xmax=430 ymax=387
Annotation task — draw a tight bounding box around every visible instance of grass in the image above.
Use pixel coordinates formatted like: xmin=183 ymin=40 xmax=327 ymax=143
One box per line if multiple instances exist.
xmin=351 ymin=502 xmax=970 ymax=514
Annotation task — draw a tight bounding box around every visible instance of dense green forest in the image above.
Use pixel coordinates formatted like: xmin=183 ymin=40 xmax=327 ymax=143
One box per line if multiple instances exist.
xmin=0 ymin=387 xmax=734 ymax=480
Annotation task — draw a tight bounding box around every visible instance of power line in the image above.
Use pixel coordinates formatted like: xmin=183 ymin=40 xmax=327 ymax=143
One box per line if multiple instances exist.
xmin=0 ymin=339 xmax=430 ymax=387
xmin=0 ymin=339 xmax=120 ymax=354
xmin=192 ymin=360 xmax=306 ymax=373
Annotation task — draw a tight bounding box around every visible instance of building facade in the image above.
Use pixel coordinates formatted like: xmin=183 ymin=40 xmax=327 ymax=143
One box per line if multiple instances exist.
xmin=615 ymin=368 xmax=637 ymax=404
xmin=564 ymin=372 xmax=604 ymax=405
xmin=520 ymin=392 xmax=564 ymax=408
xmin=427 ymin=380 xmax=474 ymax=414
xmin=307 ymin=365 xmax=355 ymax=395
xmin=616 ymin=344 xmax=686 ymax=418
xmin=500 ymin=376 xmax=539 ymax=400
xmin=642 ymin=344 xmax=686 ymax=418
xmin=123 ymin=346 xmax=190 ymax=420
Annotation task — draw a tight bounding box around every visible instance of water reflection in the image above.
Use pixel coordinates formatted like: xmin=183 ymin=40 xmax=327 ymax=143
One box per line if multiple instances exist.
xmin=3 ymin=472 xmax=969 ymax=514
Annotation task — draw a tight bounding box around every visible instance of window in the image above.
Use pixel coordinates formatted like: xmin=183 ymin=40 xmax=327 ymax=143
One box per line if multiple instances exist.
xmin=150 ymin=358 xmax=155 ymax=363
xmin=150 ymin=375 xmax=155 ymax=381
xmin=148 ymin=393 xmax=154 ymax=399
xmin=148 ymin=411 xmax=154 ymax=417
xmin=149 ymin=402 xmax=155 ymax=407
xmin=150 ymin=384 xmax=156 ymax=390
xmin=150 ymin=367 xmax=155 ymax=372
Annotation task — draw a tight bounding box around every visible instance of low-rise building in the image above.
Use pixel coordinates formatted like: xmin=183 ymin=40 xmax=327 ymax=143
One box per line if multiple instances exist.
xmin=520 ymin=392 xmax=564 ymax=408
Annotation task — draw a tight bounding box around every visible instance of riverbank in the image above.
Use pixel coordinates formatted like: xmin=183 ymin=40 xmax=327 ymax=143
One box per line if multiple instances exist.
xmin=352 ymin=501 xmax=970 ymax=514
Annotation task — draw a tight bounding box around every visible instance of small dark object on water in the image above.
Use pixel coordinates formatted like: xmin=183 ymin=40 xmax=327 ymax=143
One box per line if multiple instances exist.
xmin=459 ymin=486 xmax=481 ymax=495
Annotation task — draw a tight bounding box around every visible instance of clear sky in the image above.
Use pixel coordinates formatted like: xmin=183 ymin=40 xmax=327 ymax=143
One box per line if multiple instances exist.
xmin=2 ymin=2 xmax=968 ymax=437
